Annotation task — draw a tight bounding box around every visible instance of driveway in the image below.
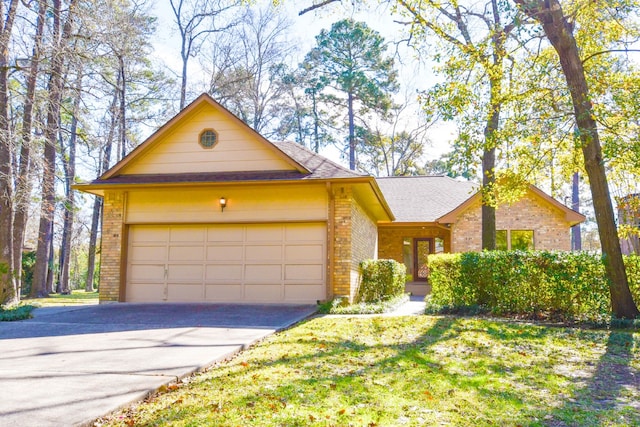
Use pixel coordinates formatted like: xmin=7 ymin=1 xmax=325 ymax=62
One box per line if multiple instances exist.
xmin=0 ymin=303 xmax=316 ymax=427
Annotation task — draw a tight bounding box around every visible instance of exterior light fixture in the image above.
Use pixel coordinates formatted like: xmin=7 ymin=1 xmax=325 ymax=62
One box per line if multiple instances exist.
xmin=219 ymin=197 xmax=227 ymax=212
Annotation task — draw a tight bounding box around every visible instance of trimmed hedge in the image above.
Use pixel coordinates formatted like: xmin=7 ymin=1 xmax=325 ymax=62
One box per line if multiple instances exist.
xmin=427 ymin=251 xmax=640 ymax=322
xmin=357 ymin=259 xmax=406 ymax=303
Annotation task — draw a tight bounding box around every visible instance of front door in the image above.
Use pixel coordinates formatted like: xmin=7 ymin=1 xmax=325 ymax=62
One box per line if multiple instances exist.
xmin=413 ymin=238 xmax=433 ymax=282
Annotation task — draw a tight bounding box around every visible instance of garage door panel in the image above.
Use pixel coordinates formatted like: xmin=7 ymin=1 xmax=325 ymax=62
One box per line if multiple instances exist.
xmin=130 ymin=227 xmax=168 ymax=242
xmin=129 ymin=264 xmax=165 ymax=281
xmin=285 ymin=224 xmax=324 ymax=240
xmin=285 ymin=264 xmax=324 ymax=281
xmin=285 ymin=284 xmax=325 ymax=301
xmin=246 ymin=226 xmax=282 ymax=241
xmin=126 ymin=283 xmax=164 ymax=302
xmin=168 ymin=264 xmax=203 ymax=281
xmin=207 ymin=245 xmax=243 ymax=261
xmin=244 ymin=264 xmax=282 ymax=283
xmin=285 ymin=245 xmax=323 ymax=261
xmin=167 ymin=284 xmax=203 ymax=301
xmin=245 ymin=245 xmax=282 ymax=261
xmin=208 ymin=227 xmax=243 ymax=242
xmin=129 ymin=245 xmax=166 ymax=262
xmin=206 ymin=265 xmax=243 ymax=281
xmin=169 ymin=245 xmax=204 ymax=261
xmin=244 ymin=284 xmax=282 ymax=301
xmin=205 ymin=284 xmax=242 ymax=301
xmin=170 ymin=227 xmax=205 ymax=242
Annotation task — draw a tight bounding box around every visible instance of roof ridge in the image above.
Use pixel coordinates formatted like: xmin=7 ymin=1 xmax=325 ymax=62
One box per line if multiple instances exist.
xmin=272 ymin=140 xmax=368 ymax=177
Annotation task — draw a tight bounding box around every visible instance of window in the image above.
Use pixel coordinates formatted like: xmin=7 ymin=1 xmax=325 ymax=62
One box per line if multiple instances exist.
xmin=199 ymin=129 xmax=218 ymax=149
xmin=496 ymin=230 xmax=534 ymax=251
xmin=496 ymin=230 xmax=508 ymax=250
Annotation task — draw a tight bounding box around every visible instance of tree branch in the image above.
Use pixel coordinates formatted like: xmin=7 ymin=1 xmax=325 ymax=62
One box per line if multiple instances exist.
xmin=298 ymin=0 xmax=341 ymax=16
xmin=582 ymin=49 xmax=640 ymax=65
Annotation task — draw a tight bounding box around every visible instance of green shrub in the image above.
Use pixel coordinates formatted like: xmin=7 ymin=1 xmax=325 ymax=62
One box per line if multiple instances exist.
xmin=318 ymin=293 xmax=409 ymax=314
xmin=0 ymin=304 xmax=35 ymax=321
xmin=356 ymin=259 xmax=406 ymax=303
xmin=426 ymin=251 xmax=640 ymax=322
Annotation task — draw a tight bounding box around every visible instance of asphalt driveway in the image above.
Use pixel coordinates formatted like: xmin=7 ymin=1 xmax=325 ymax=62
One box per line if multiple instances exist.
xmin=0 ymin=303 xmax=316 ymax=427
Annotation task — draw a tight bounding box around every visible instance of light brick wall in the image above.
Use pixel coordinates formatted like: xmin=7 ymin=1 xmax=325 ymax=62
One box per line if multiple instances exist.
xmin=378 ymin=226 xmax=449 ymax=264
xmin=99 ymin=191 xmax=126 ymax=302
xmin=350 ymin=198 xmax=378 ymax=299
xmin=332 ymin=185 xmax=352 ymax=299
xmin=452 ymin=193 xmax=572 ymax=252
xmin=330 ymin=185 xmax=378 ymax=302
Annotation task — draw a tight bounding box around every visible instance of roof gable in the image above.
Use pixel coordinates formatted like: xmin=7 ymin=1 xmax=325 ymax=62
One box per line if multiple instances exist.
xmin=102 ymin=94 xmax=307 ymax=179
xmin=437 ymin=184 xmax=585 ymax=226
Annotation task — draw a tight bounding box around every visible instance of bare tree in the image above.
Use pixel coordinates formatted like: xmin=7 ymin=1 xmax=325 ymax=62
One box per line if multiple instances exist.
xmin=0 ymin=0 xmax=21 ymax=306
xmin=206 ymin=4 xmax=296 ymax=135
xmin=12 ymin=0 xmax=46 ymax=299
xmin=56 ymin=72 xmax=82 ymax=294
xmin=31 ymin=0 xmax=77 ymax=297
xmin=170 ymin=0 xmax=242 ymax=109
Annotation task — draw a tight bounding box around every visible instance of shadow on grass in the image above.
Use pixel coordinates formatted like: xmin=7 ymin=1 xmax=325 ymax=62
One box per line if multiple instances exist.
xmin=535 ymin=330 xmax=640 ymax=427
xmin=126 ymin=317 xmax=539 ymax=427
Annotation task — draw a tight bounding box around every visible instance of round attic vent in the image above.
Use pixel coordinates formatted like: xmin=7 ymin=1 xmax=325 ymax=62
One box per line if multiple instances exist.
xmin=199 ymin=129 xmax=218 ymax=149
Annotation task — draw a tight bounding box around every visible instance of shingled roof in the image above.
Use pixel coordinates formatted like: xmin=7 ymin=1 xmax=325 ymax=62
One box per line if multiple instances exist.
xmin=376 ymin=176 xmax=478 ymax=223
xmin=271 ymin=140 xmax=366 ymax=180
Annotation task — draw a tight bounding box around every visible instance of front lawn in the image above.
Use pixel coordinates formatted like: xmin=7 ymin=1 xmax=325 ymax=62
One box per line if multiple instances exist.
xmin=98 ymin=316 xmax=639 ymax=427
xmin=22 ymin=289 xmax=99 ymax=306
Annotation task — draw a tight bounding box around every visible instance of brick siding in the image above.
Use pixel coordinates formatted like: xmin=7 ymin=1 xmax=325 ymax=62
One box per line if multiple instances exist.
xmin=331 ymin=185 xmax=378 ymax=302
xmin=452 ymin=193 xmax=572 ymax=252
xmin=350 ymin=198 xmax=378 ymax=299
xmin=99 ymin=191 xmax=126 ymax=302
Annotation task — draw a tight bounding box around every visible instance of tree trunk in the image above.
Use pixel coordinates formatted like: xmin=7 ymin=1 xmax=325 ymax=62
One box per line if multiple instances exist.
xmin=480 ymin=2 xmax=506 ymax=251
xmin=481 ymin=147 xmax=496 ymax=250
xmin=86 ymin=83 xmax=118 ymax=292
xmin=516 ymin=0 xmax=639 ymax=318
xmin=571 ymin=171 xmax=581 ymax=251
xmin=347 ymin=90 xmax=355 ymax=170
xmin=0 ymin=0 xmax=20 ymax=306
xmin=85 ymin=197 xmax=101 ymax=293
xmin=32 ymin=0 xmax=77 ymax=298
xmin=46 ymin=219 xmax=55 ymax=294
xmin=180 ymin=47 xmax=188 ymax=110
xmin=58 ymin=79 xmax=81 ymax=294
xmin=12 ymin=0 xmax=46 ymax=298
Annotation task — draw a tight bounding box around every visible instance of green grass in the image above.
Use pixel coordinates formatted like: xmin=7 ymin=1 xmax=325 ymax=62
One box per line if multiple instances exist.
xmin=98 ymin=316 xmax=640 ymax=427
xmin=22 ymin=289 xmax=99 ymax=307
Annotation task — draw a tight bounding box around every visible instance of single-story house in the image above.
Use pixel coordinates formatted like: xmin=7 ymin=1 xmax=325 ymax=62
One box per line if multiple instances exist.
xmin=74 ymin=94 xmax=585 ymax=304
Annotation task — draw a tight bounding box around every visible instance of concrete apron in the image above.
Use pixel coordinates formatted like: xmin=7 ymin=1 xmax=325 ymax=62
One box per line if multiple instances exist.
xmin=0 ymin=303 xmax=316 ymax=427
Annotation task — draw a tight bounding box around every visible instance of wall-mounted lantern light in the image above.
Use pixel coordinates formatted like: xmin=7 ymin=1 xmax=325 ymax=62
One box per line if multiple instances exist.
xmin=219 ymin=196 xmax=227 ymax=212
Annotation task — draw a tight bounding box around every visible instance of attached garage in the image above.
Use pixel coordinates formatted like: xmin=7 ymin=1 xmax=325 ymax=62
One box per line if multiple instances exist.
xmin=126 ymin=223 xmax=326 ymax=303
xmin=74 ymin=94 xmax=393 ymax=304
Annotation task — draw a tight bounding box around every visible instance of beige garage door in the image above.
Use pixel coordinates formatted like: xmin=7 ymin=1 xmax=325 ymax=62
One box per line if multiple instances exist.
xmin=126 ymin=223 xmax=326 ymax=303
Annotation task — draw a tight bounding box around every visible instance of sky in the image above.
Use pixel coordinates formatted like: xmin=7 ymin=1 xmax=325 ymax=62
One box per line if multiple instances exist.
xmin=148 ymin=0 xmax=454 ymax=166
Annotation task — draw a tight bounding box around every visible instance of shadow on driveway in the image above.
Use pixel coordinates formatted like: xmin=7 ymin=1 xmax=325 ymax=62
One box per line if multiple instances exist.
xmin=1 ymin=303 xmax=317 ymax=339
xmin=0 ymin=303 xmax=316 ymax=427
